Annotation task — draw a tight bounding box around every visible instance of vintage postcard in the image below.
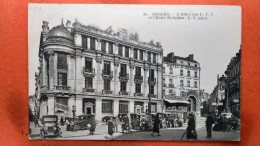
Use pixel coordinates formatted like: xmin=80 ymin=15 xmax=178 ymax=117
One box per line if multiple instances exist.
xmin=28 ymin=4 xmax=241 ymax=141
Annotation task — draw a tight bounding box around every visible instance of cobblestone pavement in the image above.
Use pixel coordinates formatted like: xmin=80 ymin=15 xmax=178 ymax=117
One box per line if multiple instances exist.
xmin=29 ymin=117 xmax=240 ymax=141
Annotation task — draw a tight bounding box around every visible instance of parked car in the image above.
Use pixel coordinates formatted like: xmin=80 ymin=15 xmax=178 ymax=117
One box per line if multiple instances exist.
xmin=140 ymin=114 xmax=152 ymax=131
xmin=66 ymin=115 xmax=95 ymax=131
xmin=40 ymin=115 xmax=62 ymax=138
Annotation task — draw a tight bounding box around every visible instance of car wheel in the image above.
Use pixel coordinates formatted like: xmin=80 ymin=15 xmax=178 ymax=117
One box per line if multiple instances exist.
xmin=74 ymin=125 xmax=80 ymax=132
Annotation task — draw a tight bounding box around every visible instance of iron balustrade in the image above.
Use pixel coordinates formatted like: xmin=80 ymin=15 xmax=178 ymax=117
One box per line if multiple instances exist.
xmin=55 ymin=86 xmax=70 ymax=91
xmin=83 ymin=88 xmax=95 ymax=93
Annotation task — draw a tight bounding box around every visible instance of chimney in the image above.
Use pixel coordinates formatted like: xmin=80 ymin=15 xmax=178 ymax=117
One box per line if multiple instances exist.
xmin=188 ymin=54 xmax=194 ymax=60
xmin=42 ymin=21 xmax=49 ymax=33
xmin=66 ymin=20 xmax=72 ymax=32
xmin=167 ymin=52 xmax=174 ymax=61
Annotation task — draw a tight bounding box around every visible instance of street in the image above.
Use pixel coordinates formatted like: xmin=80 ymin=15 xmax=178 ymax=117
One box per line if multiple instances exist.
xmin=30 ymin=117 xmax=240 ymax=141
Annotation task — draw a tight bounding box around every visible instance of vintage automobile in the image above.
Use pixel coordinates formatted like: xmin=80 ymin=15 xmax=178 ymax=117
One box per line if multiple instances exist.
xmin=40 ymin=115 xmax=62 ymax=138
xmin=101 ymin=116 xmax=113 ymax=124
xmin=140 ymin=114 xmax=153 ymax=131
xmin=66 ymin=115 xmax=95 ymax=131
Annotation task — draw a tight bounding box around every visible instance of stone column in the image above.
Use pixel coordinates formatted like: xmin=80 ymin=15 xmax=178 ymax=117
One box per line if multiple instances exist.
xmin=95 ymin=57 xmax=102 ymax=93
xmin=106 ymin=42 xmax=109 ymax=53
xmin=75 ymin=55 xmax=83 ymax=92
xmin=48 ymin=51 xmax=55 ymax=90
xmin=74 ymin=33 xmax=82 ymax=47
xmin=122 ymin=46 xmax=125 ymax=57
xmin=144 ymin=50 xmax=148 ymax=62
xmin=126 ymin=64 xmax=130 ymax=96
xmin=113 ymin=61 xmax=119 ymax=94
xmin=96 ymin=98 xmax=102 ymax=122
xmin=129 ymin=100 xmax=135 ymax=113
xmin=157 ymin=66 xmax=163 ymax=99
xmin=114 ymin=43 xmax=118 ymax=55
xmin=53 ymin=53 xmax=58 ymax=88
xmin=144 ymin=64 xmax=149 ymax=98
xmin=113 ymin=99 xmax=119 ymax=117
xmin=96 ymin=38 xmax=101 ymax=51
xmin=87 ymin=37 xmax=90 ymax=49
xmin=75 ymin=96 xmax=83 ymax=116
xmin=48 ymin=95 xmax=55 ymax=115
xmin=130 ymin=47 xmax=134 ymax=58
xmin=42 ymin=55 xmax=46 ymax=87
xmin=129 ymin=61 xmax=135 ymax=97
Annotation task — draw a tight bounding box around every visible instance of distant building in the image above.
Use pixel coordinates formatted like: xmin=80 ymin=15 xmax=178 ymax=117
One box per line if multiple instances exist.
xmin=162 ymin=52 xmax=201 ymax=118
xmin=36 ymin=20 xmax=163 ymax=121
xmin=29 ymin=95 xmax=37 ymax=116
xmin=209 ymin=83 xmax=225 ymax=114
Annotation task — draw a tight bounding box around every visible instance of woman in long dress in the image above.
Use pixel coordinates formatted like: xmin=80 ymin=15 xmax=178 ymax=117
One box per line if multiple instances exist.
xmin=151 ymin=113 xmax=161 ymax=136
xmin=186 ymin=114 xmax=197 ymax=140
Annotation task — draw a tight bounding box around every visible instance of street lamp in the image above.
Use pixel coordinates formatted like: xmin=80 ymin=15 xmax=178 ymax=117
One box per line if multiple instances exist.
xmin=72 ymin=105 xmax=76 ymax=118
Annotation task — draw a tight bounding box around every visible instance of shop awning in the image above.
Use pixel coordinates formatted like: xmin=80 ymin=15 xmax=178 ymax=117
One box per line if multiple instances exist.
xmin=164 ymin=99 xmax=190 ymax=104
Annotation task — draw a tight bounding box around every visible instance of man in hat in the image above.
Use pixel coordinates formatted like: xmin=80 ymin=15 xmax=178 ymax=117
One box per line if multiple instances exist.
xmin=206 ymin=112 xmax=215 ymax=138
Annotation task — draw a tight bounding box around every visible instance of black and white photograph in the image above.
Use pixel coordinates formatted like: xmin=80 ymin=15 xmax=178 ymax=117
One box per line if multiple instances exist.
xmin=28 ymin=4 xmax=241 ymax=141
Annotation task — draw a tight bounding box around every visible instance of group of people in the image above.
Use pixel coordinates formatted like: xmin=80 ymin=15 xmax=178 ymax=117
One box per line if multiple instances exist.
xmin=106 ymin=115 xmax=130 ymax=140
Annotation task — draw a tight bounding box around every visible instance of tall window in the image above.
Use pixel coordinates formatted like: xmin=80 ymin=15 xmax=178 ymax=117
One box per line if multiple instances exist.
xmin=119 ymin=101 xmax=128 ymax=113
xmin=125 ymin=47 xmax=129 ymax=57
xmin=85 ymin=57 xmax=92 ymax=72
xmin=187 ymin=81 xmax=190 ymax=87
xmin=151 ymin=69 xmax=155 ymax=81
xmin=170 ymin=68 xmax=173 ymax=74
xmin=139 ymin=50 xmax=143 ymax=61
xmin=90 ymin=37 xmax=95 ymax=50
xmin=135 ymin=83 xmax=141 ymax=93
xmin=57 ymin=53 xmax=67 ymax=69
xmin=148 ymin=52 xmax=151 ymax=62
xmin=118 ymin=45 xmax=123 ymax=56
xmin=101 ymin=40 xmax=106 ymax=53
xmin=163 ymin=67 xmax=165 ymax=73
xmin=58 ymin=73 xmax=67 ymax=86
xmin=104 ymin=79 xmax=110 ymax=90
xmin=163 ymin=78 xmax=165 ymax=84
xmin=153 ymin=53 xmax=156 ymax=63
xmin=85 ymin=77 xmax=93 ymax=89
xmin=109 ymin=42 xmax=113 ymax=54
xmin=180 ymin=80 xmax=183 ymax=86
xmin=102 ymin=100 xmax=113 ymax=113
xmin=169 ymin=89 xmax=173 ymax=95
xmin=82 ymin=36 xmax=87 ymax=48
xmin=135 ymin=67 xmax=141 ymax=77
xmin=180 ymin=70 xmax=183 ymax=76
xmin=120 ymin=82 xmax=127 ymax=92
xmin=120 ymin=64 xmax=127 ymax=77
xmin=195 ymin=72 xmax=198 ymax=77
xmin=104 ymin=61 xmax=111 ymax=75
xmin=194 ymin=81 xmax=198 ymax=88
xmin=187 ymin=71 xmax=190 ymax=77
xmin=169 ymin=78 xmax=173 ymax=84
xmin=151 ymin=103 xmax=157 ymax=113
xmin=134 ymin=49 xmax=138 ymax=59
xmin=150 ymin=86 xmax=155 ymax=95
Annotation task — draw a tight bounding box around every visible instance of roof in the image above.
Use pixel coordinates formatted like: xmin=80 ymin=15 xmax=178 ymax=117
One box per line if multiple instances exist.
xmin=163 ymin=56 xmax=198 ymax=63
xmin=46 ymin=25 xmax=73 ymax=42
xmin=164 ymin=99 xmax=190 ymax=104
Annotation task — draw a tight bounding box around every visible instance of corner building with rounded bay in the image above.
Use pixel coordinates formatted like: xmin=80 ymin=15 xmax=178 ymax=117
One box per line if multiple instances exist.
xmin=36 ymin=20 xmax=164 ymax=122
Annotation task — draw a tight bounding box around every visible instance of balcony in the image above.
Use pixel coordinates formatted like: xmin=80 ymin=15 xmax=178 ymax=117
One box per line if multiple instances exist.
xmin=163 ymin=83 xmax=167 ymax=87
xmin=102 ymin=70 xmax=113 ymax=80
xmin=134 ymin=75 xmax=143 ymax=84
xmin=55 ymin=103 xmax=69 ymax=111
xmin=119 ymin=91 xmax=129 ymax=95
xmin=168 ymin=84 xmax=174 ymax=88
xmin=83 ymin=67 xmax=95 ymax=78
xmin=148 ymin=94 xmax=157 ymax=98
xmin=119 ymin=73 xmax=129 ymax=82
xmin=57 ymin=64 xmax=68 ymax=70
xmin=148 ymin=77 xmax=156 ymax=86
xmin=102 ymin=90 xmax=113 ymax=94
xmin=134 ymin=93 xmax=144 ymax=97
xmin=55 ymin=86 xmax=70 ymax=91
xmin=83 ymin=88 xmax=95 ymax=93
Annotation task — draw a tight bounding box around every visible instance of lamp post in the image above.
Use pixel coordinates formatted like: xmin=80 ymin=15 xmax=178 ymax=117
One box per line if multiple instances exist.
xmin=72 ymin=105 xmax=76 ymax=118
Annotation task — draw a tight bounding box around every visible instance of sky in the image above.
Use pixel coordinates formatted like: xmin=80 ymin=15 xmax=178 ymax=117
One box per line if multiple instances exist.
xmin=28 ymin=4 xmax=241 ymax=95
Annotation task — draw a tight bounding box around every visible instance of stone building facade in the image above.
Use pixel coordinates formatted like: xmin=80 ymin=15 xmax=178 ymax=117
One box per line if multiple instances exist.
xmin=36 ymin=20 xmax=163 ymax=121
xmin=162 ymin=52 xmax=201 ymax=118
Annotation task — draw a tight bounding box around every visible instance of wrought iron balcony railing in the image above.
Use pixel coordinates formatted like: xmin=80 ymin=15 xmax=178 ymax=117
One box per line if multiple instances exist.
xmin=57 ymin=64 xmax=68 ymax=70
xmin=102 ymin=90 xmax=113 ymax=94
xmin=83 ymin=88 xmax=95 ymax=93
xmin=168 ymin=84 xmax=174 ymax=88
xmin=134 ymin=75 xmax=143 ymax=84
xmin=134 ymin=93 xmax=143 ymax=97
xmin=148 ymin=77 xmax=156 ymax=86
xmin=148 ymin=94 xmax=157 ymax=98
xmin=119 ymin=91 xmax=129 ymax=95
xmin=102 ymin=70 xmax=113 ymax=80
xmin=163 ymin=83 xmax=167 ymax=87
xmin=83 ymin=67 xmax=95 ymax=77
xmin=55 ymin=86 xmax=70 ymax=91
xmin=119 ymin=73 xmax=129 ymax=82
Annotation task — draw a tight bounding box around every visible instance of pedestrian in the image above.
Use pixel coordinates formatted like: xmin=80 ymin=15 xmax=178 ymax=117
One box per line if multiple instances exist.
xmin=186 ymin=113 xmax=197 ymax=140
xmin=60 ymin=116 xmax=64 ymax=126
xmin=89 ymin=117 xmax=96 ymax=135
xmin=114 ymin=116 xmax=120 ymax=133
xmin=34 ymin=116 xmax=39 ymax=127
xmin=122 ymin=115 xmax=130 ymax=133
xmin=206 ymin=112 xmax=215 ymax=138
xmin=151 ymin=113 xmax=161 ymax=136
xmin=107 ymin=118 xmax=115 ymax=140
